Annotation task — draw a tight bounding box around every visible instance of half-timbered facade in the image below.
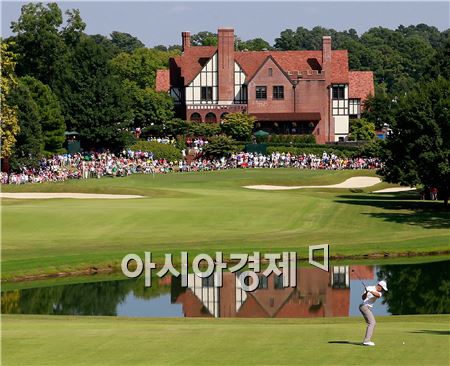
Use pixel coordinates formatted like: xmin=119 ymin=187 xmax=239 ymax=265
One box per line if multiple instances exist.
xmin=156 ymin=28 xmax=374 ymax=143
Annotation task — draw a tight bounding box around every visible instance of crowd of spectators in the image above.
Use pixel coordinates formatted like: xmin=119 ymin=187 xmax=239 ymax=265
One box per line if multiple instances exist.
xmin=1 ymin=151 xmax=381 ymax=185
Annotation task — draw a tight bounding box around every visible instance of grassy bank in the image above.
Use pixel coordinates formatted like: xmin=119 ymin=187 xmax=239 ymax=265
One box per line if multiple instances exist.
xmin=2 ymin=314 xmax=449 ymax=365
xmin=2 ymin=169 xmax=449 ymax=279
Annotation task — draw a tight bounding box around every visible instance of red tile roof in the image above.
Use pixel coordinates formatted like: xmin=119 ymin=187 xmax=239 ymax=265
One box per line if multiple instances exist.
xmin=172 ymin=46 xmax=217 ymax=86
xmin=168 ymin=46 xmax=350 ymax=86
xmin=155 ymin=69 xmax=170 ymax=92
xmin=349 ymin=71 xmax=374 ymax=100
xmin=236 ymin=50 xmax=349 ymax=84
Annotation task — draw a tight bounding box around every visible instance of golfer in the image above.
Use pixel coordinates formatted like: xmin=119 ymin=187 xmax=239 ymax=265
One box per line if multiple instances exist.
xmin=359 ymin=280 xmax=388 ymax=346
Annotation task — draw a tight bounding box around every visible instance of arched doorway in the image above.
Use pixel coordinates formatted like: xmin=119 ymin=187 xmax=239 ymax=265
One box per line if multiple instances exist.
xmin=205 ymin=112 xmax=217 ymax=123
xmin=190 ymin=112 xmax=202 ymax=122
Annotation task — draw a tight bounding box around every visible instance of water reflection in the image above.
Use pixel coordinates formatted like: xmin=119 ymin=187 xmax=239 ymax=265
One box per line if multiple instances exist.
xmin=2 ymin=261 xmax=448 ymax=318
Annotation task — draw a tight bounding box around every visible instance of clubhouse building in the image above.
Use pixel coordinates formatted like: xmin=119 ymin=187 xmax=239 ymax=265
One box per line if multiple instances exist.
xmin=170 ymin=265 xmax=375 ymax=318
xmin=156 ymin=28 xmax=374 ymax=143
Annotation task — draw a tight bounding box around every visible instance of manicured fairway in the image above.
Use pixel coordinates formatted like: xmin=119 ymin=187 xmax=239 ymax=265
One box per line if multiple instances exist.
xmin=2 ymin=169 xmax=449 ymax=279
xmin=2 ymin=314 xmax=449 ymax=365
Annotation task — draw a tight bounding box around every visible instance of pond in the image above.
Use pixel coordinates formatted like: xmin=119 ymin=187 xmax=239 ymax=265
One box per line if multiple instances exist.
xmin=2 ymin=260 xmax=449 ymax=318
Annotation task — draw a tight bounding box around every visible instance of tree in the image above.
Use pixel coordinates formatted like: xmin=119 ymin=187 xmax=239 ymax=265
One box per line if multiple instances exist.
xmin=124 ymin=81 xmax=174 ymax=130
xmin=111 ymin=48 xmax=175 ymax=89
xmin=110 ymin=31 xmax=145 ymax=53
xmin=378 ymin=261 xmax=450 ymax=315
xmin=8 ymin=78 xmax=43 ymax=170
xmin=53 ymin=36 xmax=133 ymax=149
xmin=9 ymin=3 xmax=85 ymax=87
xmin=191 ymin=31 xmax=218 ymax=46
xmin=379 ymin=77 xmax=450 ymax=206
xmin=20 ymin=76 xmax=65 ymax=155
xmin=0 ymin=41 xmax=20 ymax=159
xmin=362 ymin=92 xmax=397 ymax=129
xmin=221 ymin=113 xmax=256 ymax=141
xmin=348 ymin=118 xmax=376 ymax=141
xmin=203 ymin=135 xmax=236 ymax=157
xmin=237 ymin=38 xmax=271 ymax=51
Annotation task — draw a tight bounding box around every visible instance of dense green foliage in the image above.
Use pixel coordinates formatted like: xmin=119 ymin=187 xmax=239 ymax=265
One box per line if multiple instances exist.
xmin=7 ymin=78 xmax=43 ymax=169
xmin=378 ymin=78 xmax=450 ymax=205
xmin=19 ymin=76 xmax=65 ymax=155
xmin=128 ymin=141 xmax=182 ymax=161
xmin=203 ymin=135 xmax=237 ymax=157
xmin=378 ymin=261 xmax=450 ymax=315
xmin=221 ymin=113 xmax=256 ymax=140
xmin=274 ymin=25 xmax=449 ymax=94
xmin=6 ymin=2 xmax=176 ymax=158
xmin=348 ymin=118 xmax=376 ymax=141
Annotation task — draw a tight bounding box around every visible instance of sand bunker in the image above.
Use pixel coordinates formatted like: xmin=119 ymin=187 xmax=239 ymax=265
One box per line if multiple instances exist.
xmin=372 ymin=187 xmax=416 ymax=193
xmin=0 ymin=193 xmax=143 ymax=199
xmin=244 ymin=176 xmax=382 ymax=191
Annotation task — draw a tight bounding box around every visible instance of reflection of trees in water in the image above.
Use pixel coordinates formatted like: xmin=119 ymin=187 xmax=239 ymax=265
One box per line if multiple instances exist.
xmin=378 ymin=260 xmax=450 ymax=315
xmin=1 ymin=276 xmax=171 ymax=316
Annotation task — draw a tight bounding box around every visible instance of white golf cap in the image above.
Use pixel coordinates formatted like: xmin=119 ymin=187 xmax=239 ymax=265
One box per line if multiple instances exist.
xmin=378 ymin=280 xmax=388 ymax=291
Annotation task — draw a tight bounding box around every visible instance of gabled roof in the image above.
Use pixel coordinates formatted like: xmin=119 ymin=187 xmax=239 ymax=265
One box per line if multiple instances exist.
xmin=171 ymin=46 xmax=216 ymax=86
xmin=166 ymin=47 xmax=350 ymax=87
xmin=246 ymin=54 xmax=293 ymax=84
xmin=348 ymin=71 xmax=374 ymax=100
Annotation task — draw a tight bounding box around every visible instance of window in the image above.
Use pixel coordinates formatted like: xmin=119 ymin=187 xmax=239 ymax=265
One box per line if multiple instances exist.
xmin=202 ymin=274 xmax=215 ymax=287
xmin=256 ymin=86 xmax=267 ymax=100
xmin=332 ymin=85 xmax=345 ymax=99
xmin=190 ymin=113 xmax=202 ymax=122
xmin=274 ymin=275 xmax=284 ymax=290
xmin=201 ymin=86 xmax=213 ymax=101
xmin=205 ymin=112 xmax=217 ymax=123
xmin=258 ymin=275 xmax=268 ymax=289
xmin=332 ymin=84 xmax=348 ymax=116
xmin=349 ymin=99 xmax=361 ymax=116
xmin=268 ymin=68 xmax=273 ymax=77
xmin=273 ymin=86 xmax=284 ymax=100
xmin=220 ymin=112 xmax=229 ymax=121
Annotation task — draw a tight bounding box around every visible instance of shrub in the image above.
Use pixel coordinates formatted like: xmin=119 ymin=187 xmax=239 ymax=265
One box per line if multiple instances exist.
xmin=221 ymin=113 xmax=256 ymax=140
xmin=203 ymin=135 xmax=236 ymax=157
xmin=128 ymin=141 xmax=181 ymax=161
xmin=187 ymin=122 xmax=221 ymax=137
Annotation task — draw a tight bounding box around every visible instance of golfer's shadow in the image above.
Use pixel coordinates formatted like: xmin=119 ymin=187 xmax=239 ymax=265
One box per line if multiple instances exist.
xmin=328 ymin=341 xmax=363 ymax=346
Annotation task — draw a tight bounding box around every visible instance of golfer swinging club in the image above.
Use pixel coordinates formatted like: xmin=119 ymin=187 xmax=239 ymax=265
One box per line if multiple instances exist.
xmin=359 ymin=280 xmax=388 ymax=346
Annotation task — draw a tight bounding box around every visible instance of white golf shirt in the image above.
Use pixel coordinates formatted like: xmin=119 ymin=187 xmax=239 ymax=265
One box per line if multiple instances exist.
xmin=362 ymin=286 xmax=382 ymax=308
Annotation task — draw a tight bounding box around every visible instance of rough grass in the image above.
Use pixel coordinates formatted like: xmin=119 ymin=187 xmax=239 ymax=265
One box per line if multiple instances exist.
xmin=2 ymin=314 xmax=449 ymax=365
xmin=2 ymin=169 xmax=449 ymax=279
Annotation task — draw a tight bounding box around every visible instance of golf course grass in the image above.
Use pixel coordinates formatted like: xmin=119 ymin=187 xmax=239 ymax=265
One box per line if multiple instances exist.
xmin=2 ymin=169 xmax=449 ymax=279
xmin=2 ymin=314 xmax=449 ymax=365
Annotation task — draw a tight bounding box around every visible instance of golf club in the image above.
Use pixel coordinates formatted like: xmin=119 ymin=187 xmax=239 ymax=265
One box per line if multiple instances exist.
xmin=351 ymin=269 xmax=367 ymax=290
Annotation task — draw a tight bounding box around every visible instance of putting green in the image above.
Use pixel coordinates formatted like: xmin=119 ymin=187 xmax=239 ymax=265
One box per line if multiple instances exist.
xmin=2 ymin=314 xmax=449 ymax=365
xmin=2 ymin=169 xmax=449 ymax=279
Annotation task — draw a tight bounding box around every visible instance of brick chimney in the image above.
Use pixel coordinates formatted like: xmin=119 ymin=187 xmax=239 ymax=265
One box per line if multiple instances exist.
xmin=218 ymin=27 xmax=235 ymax=103
xmin=322 ymin=36 xmax=332 ymax=82
xmin=182 ymin=31 xmax=191 ymax=52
